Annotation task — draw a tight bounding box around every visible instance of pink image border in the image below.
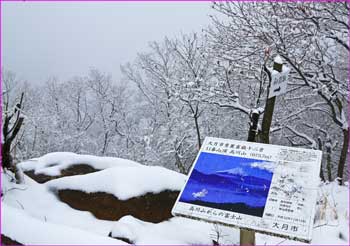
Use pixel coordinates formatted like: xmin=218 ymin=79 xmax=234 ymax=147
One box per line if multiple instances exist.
xmin=0 ymin=0 xmax=349 ymax=245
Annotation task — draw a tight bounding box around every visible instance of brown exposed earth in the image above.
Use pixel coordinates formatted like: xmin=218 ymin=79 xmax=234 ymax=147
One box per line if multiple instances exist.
xmin=57 ymin=189 xmax=179 ymax=223
xmin=1 ymin=234 xmax=23 ymax=245
xmin=24 ymin=164 xmax=99 ymax=183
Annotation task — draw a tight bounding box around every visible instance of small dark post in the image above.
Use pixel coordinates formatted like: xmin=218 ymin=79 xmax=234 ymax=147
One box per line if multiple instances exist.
xmin=240 ymin=229 xmax=255 ymax=246
xmin=260 ymin=56 xmax=283 ymax=144
xmin=247 ymin=110 xmax=260 ymax=142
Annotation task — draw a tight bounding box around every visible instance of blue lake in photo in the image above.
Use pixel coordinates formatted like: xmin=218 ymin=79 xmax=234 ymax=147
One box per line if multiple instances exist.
xmin=179 ymin=152 xmax=275 ymax=217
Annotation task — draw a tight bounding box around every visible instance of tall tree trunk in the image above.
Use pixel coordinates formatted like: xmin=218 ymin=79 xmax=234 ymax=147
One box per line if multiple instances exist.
xmin=247 ymin=111 xmax=260 ymax=142
xmin=194 ymin=115 xmax=201 ymax=149
xmin=101 ymin=132 xmax=109 ymax=154
xmin=326 ymin=147 xmax=332 ymax=182
xmin=175 ymin=152 xmax=186 ymax=174
xmin=1 ymin=92 xmax=25 ymax=184
xmin=320 ymin=160 xmax=326 ymax=182
xmin=317 ymin=137 xmax=325 ymax=182
xmin=337 ymin=127 xmax=349 ymax=185
xmin=32 ymin=126 xmax=37 ymax=152
xmin=1 ymin=142 xmax=13 ymax=170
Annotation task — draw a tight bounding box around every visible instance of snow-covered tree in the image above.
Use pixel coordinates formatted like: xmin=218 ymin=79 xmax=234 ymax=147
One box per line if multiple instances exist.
xmin=210 ymin=1 xmax=349 ymax=183
xmin=1 ymin=70 xmax=26 ymax=183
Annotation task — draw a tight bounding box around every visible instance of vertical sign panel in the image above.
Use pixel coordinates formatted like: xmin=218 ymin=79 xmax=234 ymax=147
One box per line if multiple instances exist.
xmin=269 ymin=67 xmax=290 ymax=98
xmin=172 ymin=137 xmax=322 ymax=243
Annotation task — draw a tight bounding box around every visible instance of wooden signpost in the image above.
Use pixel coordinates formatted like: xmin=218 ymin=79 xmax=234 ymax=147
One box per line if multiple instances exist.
xmin=172 ymin=56 xmax=320 ymax=245
xmin=261 ymin=55 xmax=290 ymax=144
xmin=241 ymin=55 xmax=290 ymax=245
xmin=268 ymin=56 xmax=290 ymax=99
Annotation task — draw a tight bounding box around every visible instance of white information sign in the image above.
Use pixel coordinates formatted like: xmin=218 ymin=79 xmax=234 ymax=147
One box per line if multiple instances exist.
xmin=269 ymin=67 xmax=290 ymax=98
xmin=172 ymin=137 xmax=322 ymax=243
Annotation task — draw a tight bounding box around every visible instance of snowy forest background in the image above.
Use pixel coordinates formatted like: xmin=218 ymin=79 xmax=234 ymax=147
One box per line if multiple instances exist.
xmin=2 ymin=2 xmax=349 ymax=183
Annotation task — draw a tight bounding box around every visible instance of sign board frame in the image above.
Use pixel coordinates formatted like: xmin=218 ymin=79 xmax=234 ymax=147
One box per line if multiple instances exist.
xmin=172 ymin=137 xmax=322 ymax=243
xmin=269 ymin=67 xmax=290 ymax=98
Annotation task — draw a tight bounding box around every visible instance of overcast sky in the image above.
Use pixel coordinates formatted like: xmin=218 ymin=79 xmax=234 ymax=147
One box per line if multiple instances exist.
xmin=3 ymin=2 xmax=213 ymax=84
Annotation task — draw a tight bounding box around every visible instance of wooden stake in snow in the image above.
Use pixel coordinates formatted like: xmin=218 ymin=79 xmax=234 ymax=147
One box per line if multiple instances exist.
xmin=239 ymin=110 xmax=260 ymax=246
xmin=240 ymin=229 xmax=255 ymax=246
xmin=240 ymin=56 xmax=289 ymax=245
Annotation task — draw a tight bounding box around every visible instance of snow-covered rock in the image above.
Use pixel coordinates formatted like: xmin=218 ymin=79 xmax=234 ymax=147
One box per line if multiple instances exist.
xmin=46 ymin=165 xmax=185 ymax=200
xmin=46 ymin=165 xmax=186 ymax=222
xmin=1 ymin=170 xmax=114 ymax=236
xmin=18 ymin=152 xmax=141 ymax=177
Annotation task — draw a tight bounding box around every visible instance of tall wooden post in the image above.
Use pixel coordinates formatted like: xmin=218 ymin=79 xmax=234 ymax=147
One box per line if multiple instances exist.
xmin=260 ymin=98 xmax=276 ymax=144
xmin=240 ymin=57 xmax=284 ymax=245
xmin=240 ymin=110 xmax=260 ymax=246
xmin=260 ymin=58 xmax=283 ymax=144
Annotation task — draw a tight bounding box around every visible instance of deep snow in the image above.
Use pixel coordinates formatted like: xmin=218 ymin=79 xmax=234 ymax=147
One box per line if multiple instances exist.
xmin=2 ymin=152 xmax=349 ymax=245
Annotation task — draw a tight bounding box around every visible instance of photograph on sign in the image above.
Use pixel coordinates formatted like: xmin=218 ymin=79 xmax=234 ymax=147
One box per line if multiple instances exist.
xmin=178 ymin=153 xmax=275 ymax=217
xmin=172 ymin=137 xmax=322 ymax=243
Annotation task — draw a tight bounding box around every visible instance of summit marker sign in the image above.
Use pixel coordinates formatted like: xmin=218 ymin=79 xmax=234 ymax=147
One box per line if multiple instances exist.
xmin=172 ymin=137 xmax=322 ymax=243
xmin=268 ymin=66 xmax=290 ymax=98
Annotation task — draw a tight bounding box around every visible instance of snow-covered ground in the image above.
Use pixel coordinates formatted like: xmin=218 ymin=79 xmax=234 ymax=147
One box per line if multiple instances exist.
xmin=2 ymin=203 xmax=125 ymax=245
xmin=2 ymin=152 xmax=349 ymax=245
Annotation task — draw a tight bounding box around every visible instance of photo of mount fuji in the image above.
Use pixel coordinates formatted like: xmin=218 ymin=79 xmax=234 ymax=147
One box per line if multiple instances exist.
xmin=179 ymin=152 xmax=276 ymax=217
